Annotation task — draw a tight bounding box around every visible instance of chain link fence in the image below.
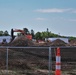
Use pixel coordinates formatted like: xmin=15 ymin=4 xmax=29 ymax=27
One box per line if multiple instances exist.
xmin=0 ymin=47 xmax=52 ymax=75
xmin=0 ymin=46 xmax=76 ymax=75
xmin=52 ymin=47 xmax=76 ymax=75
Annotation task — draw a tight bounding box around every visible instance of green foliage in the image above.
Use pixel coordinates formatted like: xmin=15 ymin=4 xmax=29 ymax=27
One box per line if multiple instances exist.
xmin=35 ymin=30 xmax=61 ymax=40
xmin=17 ymin=33 xmax=22 ymax=36
xmin=69 ymin=36 xmax=76 ymax=41
xmin=1 ymin=28 xmax=76 ymax=41
xmin=0 ymin=30 xmax=9 ymax=36
xmin=3 ymin=30 xmax=9 ymax=36
xmin=35 ymin=32 xmax=42 ymax=40
xmin=31 ymin=29 xmax=35 ymax=39
xmin=0 ymin=31 xmax=3 ymax=36
xmin=23 ymin=28 xmax=30 ymax=34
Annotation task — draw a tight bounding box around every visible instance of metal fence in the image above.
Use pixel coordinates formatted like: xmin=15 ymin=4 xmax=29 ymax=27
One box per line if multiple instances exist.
xmin=51 ymin=47 xmax=76 ymax=75
xmin=0 ymin=46 xmax=52 ymax=75
xmin=0 ymin=46 xmax=76 ymax=75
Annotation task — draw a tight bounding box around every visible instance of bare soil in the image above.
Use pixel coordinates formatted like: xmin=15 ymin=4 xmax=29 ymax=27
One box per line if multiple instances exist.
xmin=0 ymin=47 xmax=76 ymax=75
xmin=0 ymin=37 xmax=76 ymax=75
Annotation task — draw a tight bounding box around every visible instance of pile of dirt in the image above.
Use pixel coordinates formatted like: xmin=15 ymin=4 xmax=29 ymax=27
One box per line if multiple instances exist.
xmin=69 ymin=39 xmax=76 ymax=46
xmin=33 ymin=42 xmax=51 ymax=47
xmin=33 ymin=39 xmax=68 ymax=47
xmin=10 ymin=36 xmax=34 ymax=46
xmin=51 ymin=39 xmax=67 ymax=46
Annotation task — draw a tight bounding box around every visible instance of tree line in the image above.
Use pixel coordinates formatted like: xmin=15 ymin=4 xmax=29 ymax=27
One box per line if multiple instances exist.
xmin=0 ymin=30 xmax=9 ymax=36
xmin=0 ymin=28 xmax=76 ymax=41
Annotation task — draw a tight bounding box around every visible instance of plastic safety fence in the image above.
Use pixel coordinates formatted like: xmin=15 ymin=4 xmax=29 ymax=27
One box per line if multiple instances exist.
xmin=52 ymin=47 xmax=76 ymax=75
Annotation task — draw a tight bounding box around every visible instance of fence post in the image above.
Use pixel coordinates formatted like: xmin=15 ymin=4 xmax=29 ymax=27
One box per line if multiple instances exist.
xmin=6 ymin=47 xmax=8 ymax=75
xmin=55 ymin=47 xmax=61 ymax=75
xmin=49 ymin=47 xmax=52 ymax=75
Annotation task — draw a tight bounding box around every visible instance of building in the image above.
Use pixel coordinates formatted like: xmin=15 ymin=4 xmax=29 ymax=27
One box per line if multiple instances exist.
xmin=0 ymin=36 xmax=11 ymax=43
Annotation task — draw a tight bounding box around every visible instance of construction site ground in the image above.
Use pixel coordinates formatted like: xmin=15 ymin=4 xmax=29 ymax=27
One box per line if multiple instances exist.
xmin=0 ymin=37 xmax=76 ymax=75
xmin=0 ymin=47 xmax=76 ymax=75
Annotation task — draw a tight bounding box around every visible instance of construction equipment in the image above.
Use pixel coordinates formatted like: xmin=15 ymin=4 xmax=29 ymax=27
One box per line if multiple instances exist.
xmin=11 ymin=28 xmax=32 ymax=41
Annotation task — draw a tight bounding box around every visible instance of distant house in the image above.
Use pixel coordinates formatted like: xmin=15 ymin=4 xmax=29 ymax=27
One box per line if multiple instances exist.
xmin=0 ymin=36 xmax=11 ymax=43
xmin=45 ymin=38 xmax=69 ymax=43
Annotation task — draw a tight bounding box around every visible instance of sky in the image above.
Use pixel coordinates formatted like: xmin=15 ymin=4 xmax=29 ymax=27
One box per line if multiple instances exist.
xmin=0 ymin=0 xmax=76 ymax=37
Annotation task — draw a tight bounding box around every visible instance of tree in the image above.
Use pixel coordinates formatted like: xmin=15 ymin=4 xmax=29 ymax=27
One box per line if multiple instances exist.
xmin=35 ymin=32 xmax=42 ymax=40
xmin=17 ymin=33 xmax=22 ymax=36
xmin=47 ymin=28 xmax=49 ymax=38
xmin=23 ymin=28 xmax=29 ymax=34
xmin=41 ymin=32 xmax=45 ymax=40
xmin=31 ymin=29 xmax=35 ymax=39
xmin=69 ymin=36 xmax=76 ymax=41
xmin=47 ymin=28 xmax=49 ymax=32
xmin=0 ymin=31 xmax=3 ymax=36
xmin=3 ymin=30 xmax=9 ymax=36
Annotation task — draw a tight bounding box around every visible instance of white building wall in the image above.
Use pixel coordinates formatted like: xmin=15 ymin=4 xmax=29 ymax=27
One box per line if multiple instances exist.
xmin=0 ymin=36 xmax=11 ymax=43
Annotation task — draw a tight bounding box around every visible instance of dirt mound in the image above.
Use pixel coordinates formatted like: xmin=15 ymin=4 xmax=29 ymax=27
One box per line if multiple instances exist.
xmin=10 ymin=36 xmax=34 ymax=46
xmin=51 ymin=39 xmax=67 ymax=46
xmin=69 ymin=39 xmax=76 ymax=46
xmin=33 ymin=39 xmax=68 ymax=47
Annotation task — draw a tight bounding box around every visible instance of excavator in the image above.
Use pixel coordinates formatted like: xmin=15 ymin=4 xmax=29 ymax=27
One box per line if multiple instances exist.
xmin=11 ymin=28 xmax=32 ymax=41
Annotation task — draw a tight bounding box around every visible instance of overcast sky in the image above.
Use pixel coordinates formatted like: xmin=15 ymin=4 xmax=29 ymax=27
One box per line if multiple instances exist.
xmin=0 ymin=0 xmax=76 ymax=37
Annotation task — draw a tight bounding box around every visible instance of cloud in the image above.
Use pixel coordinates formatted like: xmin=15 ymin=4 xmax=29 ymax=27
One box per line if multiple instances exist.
xmin=71 ymin=10 xmax=76 ymax=13
xmin=35 ymin=17 xmax=47 ymax=21
xmin=69 ymin=19 xmax=76 ymax=22
xmin=35 ymin=8 xmax=71 ymax=13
